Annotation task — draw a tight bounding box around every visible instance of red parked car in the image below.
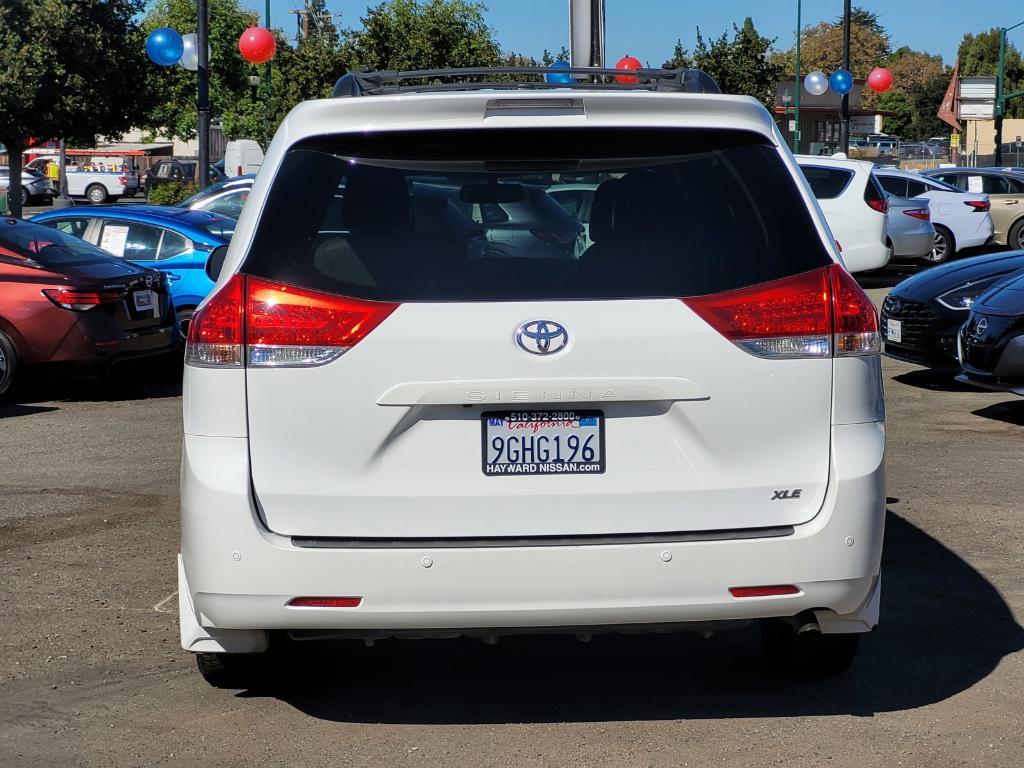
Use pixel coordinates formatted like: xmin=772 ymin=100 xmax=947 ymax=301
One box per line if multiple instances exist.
xmin=0 ymin=218 xmax=180 ymax=396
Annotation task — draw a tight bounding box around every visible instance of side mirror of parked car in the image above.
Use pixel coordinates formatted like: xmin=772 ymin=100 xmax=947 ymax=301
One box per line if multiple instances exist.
xmin=206 ymin=245 xmax=228 ymax=282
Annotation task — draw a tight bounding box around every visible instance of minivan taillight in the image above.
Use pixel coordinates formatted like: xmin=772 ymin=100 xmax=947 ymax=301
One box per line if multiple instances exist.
xmin=185 ymin=274 xmax=244 ymax=367
xmin=683 ymin=264 xmax=879 ymax=358
xmin=185 ymin=275 xmax=399 ymax=368
xmin=246 ymin=276 xmax=399 ymax=367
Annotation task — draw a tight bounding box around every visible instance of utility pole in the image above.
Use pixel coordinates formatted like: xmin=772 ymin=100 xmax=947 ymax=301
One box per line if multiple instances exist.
xmin=838 ymin=0 xmax=851 ymax=154
xmin=197 ymin=0 xmax=210 ymax=190
xmin=793 ymin=0 xmax=801 ymax=153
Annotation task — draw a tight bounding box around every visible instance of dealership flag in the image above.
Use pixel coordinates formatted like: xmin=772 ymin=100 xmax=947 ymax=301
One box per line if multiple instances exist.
xmin=938 ymin=59 xmax=962 ymax=132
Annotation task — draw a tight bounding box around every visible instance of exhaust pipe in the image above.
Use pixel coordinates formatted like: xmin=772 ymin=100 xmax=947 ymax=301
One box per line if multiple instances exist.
xmin=795 ymin=611 xmax=821 ymax=637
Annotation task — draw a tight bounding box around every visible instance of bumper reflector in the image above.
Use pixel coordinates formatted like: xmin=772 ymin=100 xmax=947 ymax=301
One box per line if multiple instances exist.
xmin=728 ymin=585 xmax=801 ymax=598
xmin=287 ymin=596 xmax=363 ymax=608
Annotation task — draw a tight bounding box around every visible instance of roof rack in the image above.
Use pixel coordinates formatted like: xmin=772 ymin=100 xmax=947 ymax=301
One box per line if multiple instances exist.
xmin=331 ymin=66 xmax=720 ymax=98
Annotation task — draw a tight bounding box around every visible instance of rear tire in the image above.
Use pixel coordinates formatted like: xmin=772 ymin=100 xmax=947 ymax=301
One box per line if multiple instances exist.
xmin=760 ymin=618 xmax=861 ymax=676
xmin=196 ymin=652 xmax=260 ymax=689
xmin=923 ymin=225 xmax=955 ymax=265
xmin=85 ymin=184 xmax=108 ymax=204
xmin=1007 ymin=218 xmax=1024 ymax=251
xmin=0 ymin=331 xmax=18 ymax=397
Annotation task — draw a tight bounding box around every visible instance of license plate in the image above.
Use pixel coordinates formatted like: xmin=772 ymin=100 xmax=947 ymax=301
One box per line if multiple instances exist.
xmin=133 ymin=289 xmax=155 ymax=312
xmin=482 ymin=410 xmax=605 ymax=476
xmin=886 ymin=318 xmax=902 ymax=343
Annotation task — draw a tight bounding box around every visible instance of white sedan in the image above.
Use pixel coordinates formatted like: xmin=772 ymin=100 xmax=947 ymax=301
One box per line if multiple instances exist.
xmin=874 ymin=167 xmax=993 ymax=264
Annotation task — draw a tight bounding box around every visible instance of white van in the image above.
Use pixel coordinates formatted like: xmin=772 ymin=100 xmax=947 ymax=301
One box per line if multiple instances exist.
xmin=223 ymin=140 xmax=264 ymax=177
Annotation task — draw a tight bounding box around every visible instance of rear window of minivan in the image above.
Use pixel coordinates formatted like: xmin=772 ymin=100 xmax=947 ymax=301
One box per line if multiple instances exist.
xmin=801 ymin=166 xmax=854 ymax=199
xmin=242 ymin=128 xmax=832 ymax=301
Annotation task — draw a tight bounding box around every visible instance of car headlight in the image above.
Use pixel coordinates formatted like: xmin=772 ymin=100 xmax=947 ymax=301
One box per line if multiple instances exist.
xmin=937 ymin=275 xmax=1003 ymax=310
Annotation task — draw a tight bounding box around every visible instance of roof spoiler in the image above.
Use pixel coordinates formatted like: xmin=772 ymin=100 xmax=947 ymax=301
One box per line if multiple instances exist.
xmin=331 ymin=66 xmax=720 ymax=98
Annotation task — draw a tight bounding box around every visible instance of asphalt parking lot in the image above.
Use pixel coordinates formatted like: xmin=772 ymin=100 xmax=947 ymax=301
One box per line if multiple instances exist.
xmin=1 ymin=282 xmax=1023 ymax=768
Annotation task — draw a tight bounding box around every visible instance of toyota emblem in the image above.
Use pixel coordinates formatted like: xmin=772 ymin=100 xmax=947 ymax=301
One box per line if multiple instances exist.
xmin=516 ymin=320 xmax=569 ymax=355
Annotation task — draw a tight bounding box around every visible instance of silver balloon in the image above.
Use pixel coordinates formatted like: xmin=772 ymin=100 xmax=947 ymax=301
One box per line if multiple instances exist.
xmin=177 ymin=33 xmax=211 ymax=71
xmin=804 ymin=70 xmax=829 ymax=96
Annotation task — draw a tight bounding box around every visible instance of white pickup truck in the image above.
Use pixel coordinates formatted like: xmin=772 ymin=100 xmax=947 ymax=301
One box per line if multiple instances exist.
xmin=25 ymin=158 xmax=140 ymax=204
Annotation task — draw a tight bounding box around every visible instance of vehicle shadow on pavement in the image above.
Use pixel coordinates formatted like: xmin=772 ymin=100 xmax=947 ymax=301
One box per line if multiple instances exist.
xmin=7 ymin=366 xmax=183 ymax=405
xmin=972 ymin=400 xmax=1024 ymax=426
xmin=243 ymin=512 xmax=1024 ymax=723
xmin=891 ymin=369 xmax=988 ymax=393
xmin=0 ymin=404 xmax=60 ymax=419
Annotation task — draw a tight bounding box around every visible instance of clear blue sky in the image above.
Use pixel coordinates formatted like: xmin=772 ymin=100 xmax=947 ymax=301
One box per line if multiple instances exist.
xmin=266 ymin=0 xmax=1024 ymax=67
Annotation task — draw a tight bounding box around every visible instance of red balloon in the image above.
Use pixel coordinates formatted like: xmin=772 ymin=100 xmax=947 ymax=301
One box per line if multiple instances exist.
xmin=239 ymin=27 xmax=276 ymax=65
xmin=867 ymin=66 xmax=893 ymax=93
xmin=615 ymin=55 xmax=643 ymax=84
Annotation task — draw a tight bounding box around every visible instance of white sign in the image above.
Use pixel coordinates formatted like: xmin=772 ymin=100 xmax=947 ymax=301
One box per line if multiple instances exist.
xmin=968 ymin=176 xmax=984 ymax=193
xmin=849 ymin=115 xmax=879 ymax=135
xmin=958 ymin=77 xmax=997 ymax=100
xmin=958 ymin=101 xmax=995 ymax=120
xmin=99 ymin=225 xmax=129 ymax=257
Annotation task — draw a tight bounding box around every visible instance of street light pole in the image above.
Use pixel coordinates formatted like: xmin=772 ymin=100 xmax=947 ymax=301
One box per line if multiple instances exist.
xmin=995 ymin=20 xmax=1024 ymax=167
xmin=838 ymin=0 xmax=851 ymax=154
xmin=197 ymin=0 xmax=210 ymax=190
xmin=264 ymin=0 xmax=272 ymax=146
xmin=793 ymin=0 xmax=801 ymax=153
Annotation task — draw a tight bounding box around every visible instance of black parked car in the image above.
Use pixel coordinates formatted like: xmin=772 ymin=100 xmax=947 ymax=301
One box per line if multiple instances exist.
xmin=958 ymin=270 xmax=1024 ymax=395
xmin=144 ymin=159 xmax=226 ymax=194
xmin=880 ymin=251 xmax=1024 ymax=370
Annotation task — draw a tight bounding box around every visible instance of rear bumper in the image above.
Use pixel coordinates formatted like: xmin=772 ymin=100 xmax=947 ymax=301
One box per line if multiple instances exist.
xmin=890 ymin=230 xmax=934 ymax=259
xmin=180 ymin=420 xmax=886 ymax=648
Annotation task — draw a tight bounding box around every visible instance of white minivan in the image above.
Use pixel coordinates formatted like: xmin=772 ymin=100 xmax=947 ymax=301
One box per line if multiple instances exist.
xmin=796 ymin=155 xmax=892 ymax=273
xmin=179 ymin=68 xmax=886 ymax=688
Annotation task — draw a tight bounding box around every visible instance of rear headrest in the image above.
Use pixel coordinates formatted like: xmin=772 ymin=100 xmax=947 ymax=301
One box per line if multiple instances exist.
xmin=588 ymin=172 xmax=683 ymax=244
xmin=588 ymin=179 xmax=621 ymax=244
xmin=342 ymin=166 xmax=410 ymax=232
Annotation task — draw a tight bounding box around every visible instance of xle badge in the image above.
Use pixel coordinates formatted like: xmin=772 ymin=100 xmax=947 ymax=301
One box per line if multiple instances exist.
xmin=771 ymin=489 xmax=803 ymax=500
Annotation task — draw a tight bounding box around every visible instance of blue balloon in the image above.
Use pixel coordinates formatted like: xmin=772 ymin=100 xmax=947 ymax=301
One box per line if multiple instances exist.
xmin=545 ymin=60 xmax=573 ymax=84
xmin=829 ymin=69 xmax=854 ymax=96
xmin=146 ymin=27 xmax=184 ymax=67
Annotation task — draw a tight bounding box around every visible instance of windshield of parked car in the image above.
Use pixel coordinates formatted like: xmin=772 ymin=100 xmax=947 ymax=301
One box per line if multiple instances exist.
xmin=0 ymin=221 xmax=134 ymax=268
xmin=243 ymin=128 xmax=833 ymax=302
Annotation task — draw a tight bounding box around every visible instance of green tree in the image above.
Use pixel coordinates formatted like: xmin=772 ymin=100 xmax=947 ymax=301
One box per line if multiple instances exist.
xmin=907 ymin=71 xmax=953 ymax=139
xmin=340 ymin=0 xmax=502 ymax=72
xmin=662 ymin=40 xmax=693 ymax=70
xmin=876 ymin=90 xmax=913 ymax=137
xmin=689 ymin=18 xmax=784 ymax=109
xmin=774 ymin=5 xmax=891 ymax=78
xmin=957 ymin=29 xmax=1024 ymax=118
xmin=140 ymin=0 xmax=260 ymax=142
xmin=0 ymin=0 xmax=155 ymax=217
xmin=266 ymin=2 xmax=344 ymax=132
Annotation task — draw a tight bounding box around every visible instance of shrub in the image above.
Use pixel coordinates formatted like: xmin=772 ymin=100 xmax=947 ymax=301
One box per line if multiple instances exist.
xmin=148 ymin=181 xmax=198 ymax=206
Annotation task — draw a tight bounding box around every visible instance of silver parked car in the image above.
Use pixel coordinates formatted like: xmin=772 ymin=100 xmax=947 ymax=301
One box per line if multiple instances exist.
xmin=0 ymin=167 xmax=54 ymax=207
xmin=884 ymin=194 xmax=935 ymax=260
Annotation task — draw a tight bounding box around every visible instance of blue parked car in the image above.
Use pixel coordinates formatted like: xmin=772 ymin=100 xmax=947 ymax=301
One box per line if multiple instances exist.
xmin=31 ymin=205 xmax=234 ymax=334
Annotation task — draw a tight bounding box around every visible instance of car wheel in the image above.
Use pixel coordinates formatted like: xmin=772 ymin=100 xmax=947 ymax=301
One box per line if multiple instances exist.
xmin=923 ymin=224 xmax=955 ymax=265
xmin=0 ymin=330 xmax=19 ymax=397
xmin=196 ymin=652 xmax=261 ymax=689
xmin=759 ymin=618 xmax=861 ymax=676
xmin=1008 ymin=219 xmax=1024 ymax=251
xmin=176 ymin=308 xmax=194 ymax=339
xmin=86 ymin=184 xmax=108 ymax=204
